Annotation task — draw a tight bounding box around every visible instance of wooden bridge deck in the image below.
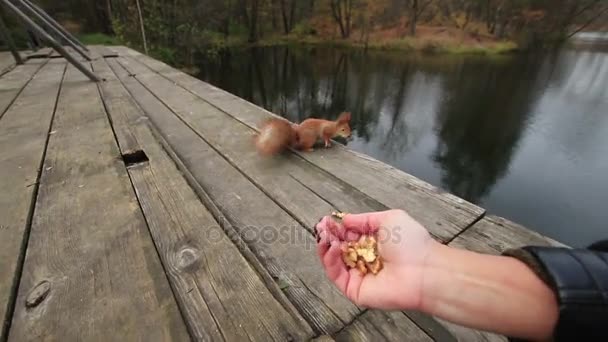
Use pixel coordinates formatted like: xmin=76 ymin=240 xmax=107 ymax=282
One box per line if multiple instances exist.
xmin=0 ymin=46 xmax=562 ymax=342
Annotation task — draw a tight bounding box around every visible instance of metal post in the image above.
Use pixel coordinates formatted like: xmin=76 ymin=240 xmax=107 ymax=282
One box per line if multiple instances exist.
xmin=1 ymin=0 xmax=100 ymax=82
xmin=22 ymin=0 xmax=89 ymax=52
xmin=0 ymin=9 xmax=23 ymax=64
xmin=16 ymin=0 xmax=92 ymax=61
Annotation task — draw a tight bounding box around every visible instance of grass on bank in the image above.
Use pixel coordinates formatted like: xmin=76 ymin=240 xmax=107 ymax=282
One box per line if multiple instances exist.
xmin=257 ymin=34 xmax=518 ymax=55
xmin=78 ymin=33 xmax=121 ymax=45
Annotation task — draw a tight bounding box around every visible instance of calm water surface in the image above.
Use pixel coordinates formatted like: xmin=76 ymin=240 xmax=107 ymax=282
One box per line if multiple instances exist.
xmin=195 ymin=43 xmax=608 ymax=247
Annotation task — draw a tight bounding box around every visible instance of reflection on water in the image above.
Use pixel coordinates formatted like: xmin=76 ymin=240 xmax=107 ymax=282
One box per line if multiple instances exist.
xmin=195 ymin=45 xmax=608 ymax=247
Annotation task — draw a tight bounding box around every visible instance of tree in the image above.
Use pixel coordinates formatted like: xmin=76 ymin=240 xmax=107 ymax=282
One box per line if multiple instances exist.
xmin=280 ymin=0 xmax=296 ymax=34
xmin=240 ymin=0 xmax=260 ymax=42
xmin=406 ymin=0 xmax=433 ymax=36
xmin=330 ymin=0 xmax=354 ymax=38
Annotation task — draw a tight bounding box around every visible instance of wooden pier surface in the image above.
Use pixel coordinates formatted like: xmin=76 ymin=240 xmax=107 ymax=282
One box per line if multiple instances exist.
xmin=0 ymin=46 xmax=562 ymax=341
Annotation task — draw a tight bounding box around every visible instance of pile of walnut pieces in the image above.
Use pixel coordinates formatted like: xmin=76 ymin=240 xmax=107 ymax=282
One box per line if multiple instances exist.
xmin=331 ymin=212 xmax=384 ymax=275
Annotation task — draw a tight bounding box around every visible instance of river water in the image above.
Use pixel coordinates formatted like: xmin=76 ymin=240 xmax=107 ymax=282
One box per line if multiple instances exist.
xmin=194 ymin=39 xmax=608 ymax=247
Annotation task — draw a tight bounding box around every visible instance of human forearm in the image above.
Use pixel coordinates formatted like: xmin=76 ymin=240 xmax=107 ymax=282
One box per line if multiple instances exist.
xmin=420 ymin=241 xmax=558 ymax=341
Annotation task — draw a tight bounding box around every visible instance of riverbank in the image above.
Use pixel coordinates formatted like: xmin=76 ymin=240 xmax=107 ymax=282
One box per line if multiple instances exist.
xmin=77 ymin=25 xmax=517 ymax=65
xmin=256 ymin=35 xmax=517 ymax=55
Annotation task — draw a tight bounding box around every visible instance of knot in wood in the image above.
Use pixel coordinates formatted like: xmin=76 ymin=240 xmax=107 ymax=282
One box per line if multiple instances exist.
xmin=25 ymin=281 xmax=51 ymax=308
xmin=177 ymin=248 xmax=201 ymax=271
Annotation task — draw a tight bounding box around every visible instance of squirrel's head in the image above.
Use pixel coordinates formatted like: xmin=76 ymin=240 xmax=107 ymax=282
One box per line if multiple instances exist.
xmin=335 ymin=112 xmax=352 ymax=139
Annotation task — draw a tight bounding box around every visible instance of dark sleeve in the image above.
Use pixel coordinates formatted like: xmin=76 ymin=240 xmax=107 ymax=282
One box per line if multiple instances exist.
xmin=503 ymin=241 xmax=608 ymax=342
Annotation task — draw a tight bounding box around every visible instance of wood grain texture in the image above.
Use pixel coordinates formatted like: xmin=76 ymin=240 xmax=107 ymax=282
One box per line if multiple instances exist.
xmin=0 ymin=61 xmax=45 ymax=119
xmin=334 ymin=311 xmax=433 ymax=342
xmin=116 ymin=56 xmax=385 ymax=233
xmin=125 ymin=50 xmax=485 ymax=242
xmin=450 ymin=215 xmax=566 ymax=255
xmin=109 ymin=58 xmax=360 ymax=335
xmin=115 ymin=52 xmax=507 ymax=341
xmin=23 ymin=48 xmax=52 ymax=60
xmin=0 ymin=61 xmax=65 ymax=340
xmin=8 ymin=65 xmax=189 ymax=342
xmin=0 ymin=52 xmax=15 ymax=76
xmin=96 ymin=58 xmax=314 ymax=341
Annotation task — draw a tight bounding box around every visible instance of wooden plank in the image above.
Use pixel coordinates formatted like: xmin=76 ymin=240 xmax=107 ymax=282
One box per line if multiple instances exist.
xmin=117 ymin=56 xmax=385 ymax=232
xmin=334 ymin=311 xmax=433 ymax=342
xmin=88 ymin=45 xmax=119 ymax=58
xmin=108 ymin=58 xmax=360 ymax=335
xmin=94 ymin=58 xmax=314 ymax=341
xmin=24 ymin=48 xmax=52 ymax=59
xmin=450 ymin=215 xmax=566 ymax=255
xmin=125 ymin=50 xmax=485 ymax=242
xmin=8 ymin=65 xmax=189 ymax=341
xmin=114 ymin=52 xmax=506 ymax=340
xmin=0 ymin=61 xmax=46 ymax=119
xmin=0 ymin=60 xmax=65 ymax=340
xmin=0 ymin=52 xmax=15 ymax=76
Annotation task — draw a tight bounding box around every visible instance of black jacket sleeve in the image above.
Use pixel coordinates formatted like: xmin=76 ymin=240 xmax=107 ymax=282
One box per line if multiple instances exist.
xmin=504 ymin=240 xmax=608 ymax=342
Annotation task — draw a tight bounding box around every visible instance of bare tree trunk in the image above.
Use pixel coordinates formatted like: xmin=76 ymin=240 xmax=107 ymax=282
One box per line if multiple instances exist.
xmin=330 ymin=0 xmax=347 ymax=38
xmin=106 ymin=0 xmax=113 ymax=20
xmin=135 ymin=0 xmax=148 ymax=54
xmin=271 ymin=0 xmax=278 ymax=30
xmin=281 ymin=0 xmax=289 ymax=34
xmin=289 ymin=0 xmax=296 ymax=32
xmin=345 ymin=0 xmax=352 ymax=37
xmin=409 ymin=0 xmax=418 ymax=36
xmin=248 ymin=0 xmax=259 ymax=42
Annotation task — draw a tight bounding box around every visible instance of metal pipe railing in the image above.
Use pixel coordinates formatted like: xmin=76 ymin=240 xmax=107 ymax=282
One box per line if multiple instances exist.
xmin=22 ymin=0 xmax=89 ymax=52
xmin=15 ymin=0 xmax=92 ymax=61
xmin=0 ymin=8 xmax=23 ymax=64
xmin=0 ymin=0 xmax=100 ymax=82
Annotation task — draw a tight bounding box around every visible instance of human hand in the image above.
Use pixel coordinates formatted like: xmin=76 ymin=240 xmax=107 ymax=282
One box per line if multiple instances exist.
xmin=316 ymin=209 xmax=436 ymax=310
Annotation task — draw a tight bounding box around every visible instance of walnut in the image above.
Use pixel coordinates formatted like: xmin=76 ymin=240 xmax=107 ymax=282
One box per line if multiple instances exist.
xmin=340 ymin=234 xmax=383 ymax=275
xmin=331 ymin=211 xmax=348 ymax=220
xmin=367 ymin=257 xmax=384 ymax=275
xmin=356 ymin=260 xmax=368 ymax=275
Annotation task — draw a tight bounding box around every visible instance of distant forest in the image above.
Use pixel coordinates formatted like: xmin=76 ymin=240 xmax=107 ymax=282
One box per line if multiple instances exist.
xmin=2 ymin=0 xmax=607 ymax=62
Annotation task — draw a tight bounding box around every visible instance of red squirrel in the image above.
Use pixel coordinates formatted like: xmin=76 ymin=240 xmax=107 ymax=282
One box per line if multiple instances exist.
xmin=254 ymin=112 xmax=352 ymax=156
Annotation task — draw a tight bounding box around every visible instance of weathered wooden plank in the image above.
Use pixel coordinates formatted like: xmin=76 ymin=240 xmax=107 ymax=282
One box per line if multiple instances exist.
xmin=24 ymin=48 xmax=52 ymax=60
xmin=8 ymin=65 xmax=189 ymax=341
xmin=0 ymin=52 xmax=15 ymax=76
xmin=450 ymin=215 xmax=566 ymax=255
xmin=115 ymin=52 xmax=507 ymax=341
xmin=117 ymin=56 xmax=385 ymax=232
xmin=125 ymin=50 xmax=485 ymax=242
xmin=0 ymin=61 xmax=46 ymax=119
xmin=334 ymin=311 xmax=433 ymax=342
xmin=94 ymin=58 xmax=314 ymax=341
xmin=88 ymin=45 xmax=119 ymax=58
xmin=0 ymin=60 xmax=65 ymax=340
xmin=108 ymin=58 xmax=359 ymax=334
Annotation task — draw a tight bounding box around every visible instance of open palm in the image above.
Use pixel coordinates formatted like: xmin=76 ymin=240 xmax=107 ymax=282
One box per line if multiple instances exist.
xmin=316 ymin=210 xmax=435 ymax=310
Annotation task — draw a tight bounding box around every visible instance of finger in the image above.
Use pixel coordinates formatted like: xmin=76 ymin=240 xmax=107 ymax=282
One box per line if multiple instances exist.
xmin=344 ymin=268 xmax=365 ymax=304
xmin=322 ymin=241 xmax=348 ymax=288
xmin=342 ymin=211 xmax=396 ymax=235
xmin=316 ymin=229 xmax=331 ymax=259
xmin=324 ymin=216 xmax=361 ymax=241
xmin=315 ymin=216 xmax=330 ymax=238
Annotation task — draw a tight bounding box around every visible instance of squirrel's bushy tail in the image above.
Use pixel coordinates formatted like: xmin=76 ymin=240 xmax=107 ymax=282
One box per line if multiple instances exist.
xmin=254 ymin=118 xmax=297 ymax=156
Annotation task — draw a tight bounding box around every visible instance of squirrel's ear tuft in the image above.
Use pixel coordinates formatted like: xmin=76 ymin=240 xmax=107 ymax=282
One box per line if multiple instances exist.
xmin=338 ymin=112 xmax=351 ymax=123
